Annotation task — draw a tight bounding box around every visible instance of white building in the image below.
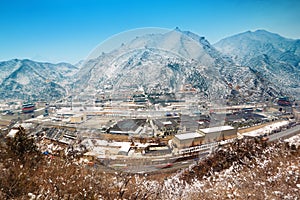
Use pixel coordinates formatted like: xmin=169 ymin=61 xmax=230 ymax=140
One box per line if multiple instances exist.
xmin=172 ymin=132 xmax=205 ymax=149
xmin=198 ymin=125 xmax=237 ymax=142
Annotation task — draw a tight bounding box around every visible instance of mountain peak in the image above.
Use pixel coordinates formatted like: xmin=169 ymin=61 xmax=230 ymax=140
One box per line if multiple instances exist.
xmin=254 ymin=29 xmax=269 ymax=33
xmin=173 ymin=27 xmax=206 ymax=42
xmin=252 ymin=29 xmax=283 ymax=38
xmin=174 ymin=27 xmax=181 ymax=32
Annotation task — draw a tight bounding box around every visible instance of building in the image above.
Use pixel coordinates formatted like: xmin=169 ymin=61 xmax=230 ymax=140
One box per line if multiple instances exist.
xmin=69 ymin=114 xmax=86 ymax=124
xmin=198 ymin=125 xmax=237 ymax=143
xmin=109 ymin=118 xmax=147 ymax=135
xmin=36 ymin=101 xmax=47 ymax=108
xmin=179 ymin=114 xmax=210 ymax=132
xmin=153 ymin=117 xmax=179 ymax=136
xmin=22 ymin=103 xmax=35 ymax=113
xmin=293 ymin=107 xmax=300 ymax=122
xmin=7 ymin=128 xmax=20 ymax=138
xmin=172 ymin=132 xmax=205 ymax=149
xmin=278 ymin=96 xmax=292 ymax=106
xmin=117 ymin=143 xmax=131 ymax=155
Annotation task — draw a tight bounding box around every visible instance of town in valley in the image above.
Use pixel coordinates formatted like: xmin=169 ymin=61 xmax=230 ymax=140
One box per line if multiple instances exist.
xmin=1 ymin=87 xmax=299 ymax=173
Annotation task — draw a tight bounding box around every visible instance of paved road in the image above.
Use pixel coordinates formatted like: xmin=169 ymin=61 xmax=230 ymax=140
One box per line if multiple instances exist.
xmin=268 ymin=125 xmax=300 ymax=142
xmin=109 ymin=151 xmax=211 ymax=174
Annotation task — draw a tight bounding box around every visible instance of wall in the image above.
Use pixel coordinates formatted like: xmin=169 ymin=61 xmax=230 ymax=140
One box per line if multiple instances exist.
xmin=173 ymin=136 xmax=204 ymax=149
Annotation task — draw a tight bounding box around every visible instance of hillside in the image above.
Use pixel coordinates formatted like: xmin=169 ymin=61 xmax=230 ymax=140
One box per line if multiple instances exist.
xmin=0 ymin=128 xmax=299 ymax=199
xmin=214 ymin=29 xmax=300 ymax=66
xmin=0 ymin=29 xmax=299 ymax=101
xmin=0 ymin=59 xmax=78 ymax=100
xmin=73 ymin=28 xmax=285 ymax=102
xmin=214 ymin=30 xmax=300 ymax=99
xmin=73 ymin=28 xmax=229 ymax=98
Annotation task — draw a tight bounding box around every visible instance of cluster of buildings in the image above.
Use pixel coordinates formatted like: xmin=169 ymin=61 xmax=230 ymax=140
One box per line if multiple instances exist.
xmin=0 ymin=94 xmax=299 ymax=172
xmin=172 ymin=125 xmax=237 ymax=149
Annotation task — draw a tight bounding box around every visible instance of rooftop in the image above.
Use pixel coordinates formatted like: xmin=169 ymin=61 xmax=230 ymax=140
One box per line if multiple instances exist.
xmin=111 ymin=119 xmax=146 ymax=132
xmin=174 ymin=132 xmax=204 ymax=140
xmin=199 ymin=125 xmax=235 ymax=134
xmin=72 ymin=114 xmax=85 ymax=117
xmin=162 ymin=121 xmax=172 ymax=125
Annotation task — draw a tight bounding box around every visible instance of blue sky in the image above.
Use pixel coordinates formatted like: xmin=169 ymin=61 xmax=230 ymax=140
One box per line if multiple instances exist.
xmin=1 ymin=0 xmax=300 ymax=64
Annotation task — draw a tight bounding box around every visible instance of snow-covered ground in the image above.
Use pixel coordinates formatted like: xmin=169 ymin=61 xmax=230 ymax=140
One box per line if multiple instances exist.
xmin=243 ymin=120 xmax=290 ymax=137
xmin=285 ymin=134 xmax=300 ymax=149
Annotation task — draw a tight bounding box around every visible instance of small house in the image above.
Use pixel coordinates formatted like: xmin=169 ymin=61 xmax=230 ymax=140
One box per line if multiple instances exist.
xmin=70 ymin=114 xmax=86 ymax=124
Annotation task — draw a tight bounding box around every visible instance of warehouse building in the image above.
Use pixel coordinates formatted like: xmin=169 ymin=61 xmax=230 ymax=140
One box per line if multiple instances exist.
xmin=198 ymin=125 xmax=237 ymax=143
xmin=293 ymin=107 xmax=300 ymax=122
xmin=172 ymin=132 xmax=205 ymax=149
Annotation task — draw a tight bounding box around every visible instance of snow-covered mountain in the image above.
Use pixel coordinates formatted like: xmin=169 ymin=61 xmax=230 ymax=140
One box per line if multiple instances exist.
xmin=214 ymin=30 xmax=300 ymax=66
xmin=74 ymin=28 xmax=286 ymax=101
xmin=75 ymin=29 xmax=218 ymax=95
xmin=214 ymin=30 xmax=300 ymax=98
xmin=1 ymin=29 xmax=299 ymax=102
xmin=74 ymin=28 xmax=242 ymax=100
xmin=0 ymin=59 xmax=78 ymax=100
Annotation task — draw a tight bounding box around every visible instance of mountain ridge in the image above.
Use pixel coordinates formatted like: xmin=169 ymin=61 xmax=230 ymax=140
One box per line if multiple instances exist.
xmin=0 ymin=29 xmax=299 ymax=101
xmin=73 ymin=29 xmax=233 ymax=100
xmin=214 ymin=29 xmax=300 ymax=66
xmin=0 ymin=59 xmax=78 ymax=100
xmin=214 ymin=29 xmax=300 ymax=99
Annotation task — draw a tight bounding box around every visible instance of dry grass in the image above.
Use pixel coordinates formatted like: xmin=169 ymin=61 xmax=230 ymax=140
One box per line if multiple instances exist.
xmin=0 ymin=130 xmax=299 ymax=199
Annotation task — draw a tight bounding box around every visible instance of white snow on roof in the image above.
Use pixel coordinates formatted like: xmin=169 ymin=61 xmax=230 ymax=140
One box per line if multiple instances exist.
xmin=175 ymin=132 xmax=204 ymax=140
xmin=81 ymin=138 xmax=133 ymax=155
xmin=118 ymin=143 xmax=131 ymax=153
xmin=72 ymin=114 xmax=85 ymax=117
xmin=13 ymin=123 xmax=34 ymax=129
xmin=162 ymin=121 xmax=172 ymax=125
xmin=200 ymin=126 xmax=235 ymax=134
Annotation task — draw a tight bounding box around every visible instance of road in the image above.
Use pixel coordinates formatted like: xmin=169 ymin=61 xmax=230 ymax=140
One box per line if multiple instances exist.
xmin=107 ymin=150 xmax=211 ymax=174
xmin=268 ymin=125 xmax=300 ymax=142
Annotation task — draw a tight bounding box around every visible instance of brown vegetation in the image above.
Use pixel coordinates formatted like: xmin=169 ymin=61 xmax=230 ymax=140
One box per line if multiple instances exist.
xmin=0 ymin=128 xmax=299 ymax=199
